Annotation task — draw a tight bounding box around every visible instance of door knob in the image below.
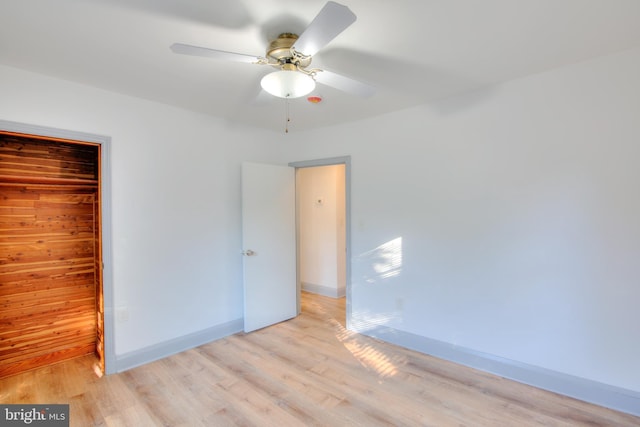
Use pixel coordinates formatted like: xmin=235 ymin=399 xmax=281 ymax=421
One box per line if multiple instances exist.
xmin=242 ymin=249 xmax=256 ymax=256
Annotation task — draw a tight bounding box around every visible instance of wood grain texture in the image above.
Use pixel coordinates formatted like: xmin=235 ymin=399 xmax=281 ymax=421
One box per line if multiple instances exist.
xmin=0 ymin=135 xmax=98 ymax=182
xmin=1 ymin=132 xmax=101 ymax=378
xmin=1 ymin=292 xmax=638 ymax=426
xmin=0 ymin=184 xmax=98 ymax=377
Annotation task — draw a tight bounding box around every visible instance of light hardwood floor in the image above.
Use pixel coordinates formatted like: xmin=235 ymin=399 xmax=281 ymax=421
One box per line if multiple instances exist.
xmin=1 ymin=292 xmax=638 ymax=426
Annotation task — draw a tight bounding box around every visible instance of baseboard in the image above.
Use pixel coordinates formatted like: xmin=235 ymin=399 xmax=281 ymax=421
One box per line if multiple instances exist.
xmin=301 ymin=282 xmax=345 ymax=298
xmin=361 ymin=325 xmax=640 ymax=417
xmin=115 ymin=318 xmax=243 ymax=373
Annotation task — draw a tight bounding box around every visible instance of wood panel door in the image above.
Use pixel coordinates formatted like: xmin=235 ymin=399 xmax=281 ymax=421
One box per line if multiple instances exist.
xmin=0 ymin=133 xmax=102 ymax=378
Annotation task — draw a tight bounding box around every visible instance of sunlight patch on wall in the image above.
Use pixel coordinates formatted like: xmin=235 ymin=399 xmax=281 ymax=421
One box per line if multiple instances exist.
xmin=374 ymin=237 xmax=403 ymax=279
xmin=359 ymin=237 xmax=403 ymax=284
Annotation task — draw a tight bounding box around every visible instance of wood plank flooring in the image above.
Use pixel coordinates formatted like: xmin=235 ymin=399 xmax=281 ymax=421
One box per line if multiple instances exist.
xmin=1 ymin=292 xmax=638 ymax=426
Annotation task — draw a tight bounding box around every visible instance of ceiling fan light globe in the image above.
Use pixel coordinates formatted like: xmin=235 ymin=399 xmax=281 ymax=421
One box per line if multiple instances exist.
xmin=261 ymin=70 xmax=316 ymax=98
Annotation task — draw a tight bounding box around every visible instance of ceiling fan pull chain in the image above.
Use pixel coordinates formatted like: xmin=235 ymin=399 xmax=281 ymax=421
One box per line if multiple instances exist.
xmin=285 ymin=97 xmax=291 ymax=133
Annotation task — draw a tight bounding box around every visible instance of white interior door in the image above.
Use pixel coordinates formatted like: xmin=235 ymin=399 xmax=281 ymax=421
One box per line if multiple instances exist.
xmin=242 ymin=162 xmax=297 ymax=332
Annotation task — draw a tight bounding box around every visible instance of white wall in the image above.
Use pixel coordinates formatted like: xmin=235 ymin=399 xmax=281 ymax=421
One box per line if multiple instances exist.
xmin=0 ymin=65 xmax=281 ymax=358
xmin=297 ymin=165 xmax=346 ymax=297
xmin=277 ymin=47 xmax=640 ymax=395
xmin=2 ymin=43 xmax=639 ymax=411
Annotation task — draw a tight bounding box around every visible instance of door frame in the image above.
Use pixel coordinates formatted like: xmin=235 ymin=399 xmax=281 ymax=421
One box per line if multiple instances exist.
xmin=0 ymin=119 xmax=115 ymax=375
xmin=288 ymin=156 xmax=352 ymax=329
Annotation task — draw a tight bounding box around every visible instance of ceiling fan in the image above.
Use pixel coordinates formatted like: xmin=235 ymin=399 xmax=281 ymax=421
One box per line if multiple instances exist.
xmin=170 ymin=1 xmax=375 ymax=100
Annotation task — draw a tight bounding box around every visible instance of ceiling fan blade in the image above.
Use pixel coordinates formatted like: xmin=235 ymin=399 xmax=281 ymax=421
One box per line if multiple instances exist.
xmin=292 ymin=2 xmax=356 ymax=57
xmin=315 ymin=69 xmax=375 ymax=98
xmin=170 ymin=43 xmax=262 ymax=64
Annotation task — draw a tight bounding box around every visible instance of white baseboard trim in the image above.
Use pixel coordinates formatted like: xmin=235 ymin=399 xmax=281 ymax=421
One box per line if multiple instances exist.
xmin=115 ymin=318 xmax=243 ymax=373
xmin=301 ymin=282 xmax=345 ymax=298
xmin=360 ymin=325 xmax=640 ymax=417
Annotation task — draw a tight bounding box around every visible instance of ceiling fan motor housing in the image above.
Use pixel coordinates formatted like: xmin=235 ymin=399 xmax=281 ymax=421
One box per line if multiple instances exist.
xmin=267 ymin=33 xmax=312 ymax=68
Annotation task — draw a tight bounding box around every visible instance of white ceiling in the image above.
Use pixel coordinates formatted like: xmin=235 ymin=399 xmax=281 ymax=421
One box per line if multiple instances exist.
xmin=2 ymin=0 xmax=640 ymax=132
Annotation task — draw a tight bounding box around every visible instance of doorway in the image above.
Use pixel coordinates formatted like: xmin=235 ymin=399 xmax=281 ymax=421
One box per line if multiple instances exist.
xmin=0 ymin=120 xmax=114 ymax=376
xmin=290 ymin=157 xmax=351 ymax=326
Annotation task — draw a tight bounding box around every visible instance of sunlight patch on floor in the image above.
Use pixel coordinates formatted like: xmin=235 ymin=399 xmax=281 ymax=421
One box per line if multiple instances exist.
xmin=309 ymin=299 xmax=401 ymax=380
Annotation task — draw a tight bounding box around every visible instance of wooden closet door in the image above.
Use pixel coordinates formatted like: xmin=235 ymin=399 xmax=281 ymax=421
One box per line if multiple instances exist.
xmin=0 ymin=134 xmax=101 ymax=378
